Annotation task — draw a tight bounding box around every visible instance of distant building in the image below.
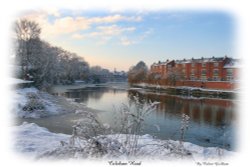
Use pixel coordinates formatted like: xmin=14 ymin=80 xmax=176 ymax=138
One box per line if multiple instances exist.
xmin=149 ymin=56 xmax=240 ymax=90
xmin=150 ymin=56 xmax=239 ymax=82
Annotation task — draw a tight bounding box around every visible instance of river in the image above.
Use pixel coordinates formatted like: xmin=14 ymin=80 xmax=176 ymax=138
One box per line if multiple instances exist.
xmin=20 ymin=83 xmax=237 ymax=150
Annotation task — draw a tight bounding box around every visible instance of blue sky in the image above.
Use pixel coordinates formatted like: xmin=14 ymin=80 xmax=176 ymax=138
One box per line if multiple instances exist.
xmin=21 ymin=10 xmax=235 ymax=71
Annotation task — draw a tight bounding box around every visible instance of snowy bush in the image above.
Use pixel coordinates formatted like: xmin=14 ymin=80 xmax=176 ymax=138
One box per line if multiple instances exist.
xmin=22 ymin=93 xmax=45 ymax=112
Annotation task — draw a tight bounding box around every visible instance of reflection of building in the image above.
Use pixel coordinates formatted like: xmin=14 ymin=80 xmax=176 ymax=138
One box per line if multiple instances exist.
xmin=149 ymin=56 xmax=240 ymax=90
xmin=129 ymin=90 xmax=235 ymax=127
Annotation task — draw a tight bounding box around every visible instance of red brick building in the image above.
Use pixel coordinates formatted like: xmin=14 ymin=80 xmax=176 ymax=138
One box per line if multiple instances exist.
xmin=149 ymin=56 xmax=240 ymax=89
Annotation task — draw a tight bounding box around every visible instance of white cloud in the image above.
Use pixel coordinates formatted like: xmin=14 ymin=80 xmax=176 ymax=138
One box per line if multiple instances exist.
xmin=72 ymin=24 xmax=136 ymax=45
xmin=91 ymin=25 xmax=135 ymax=36
xmin=19 ymin=11 xmax=142 ymax=39
xmin=71 ymin=33 xmax=85 ymax=39
xmin=45 ymin=8 xmax=61 ymax=17
xmin=120 ymin=36 xmax=135 ymax=46
xmin=119 ymin=28 xmax=153 ymax=46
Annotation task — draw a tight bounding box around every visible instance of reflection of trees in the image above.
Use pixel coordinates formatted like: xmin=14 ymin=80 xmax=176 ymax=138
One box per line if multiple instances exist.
xmin=65 ymin=87 xmax=110 ymax=103
xmin=128 ymin=90 xmax=235 ymax=127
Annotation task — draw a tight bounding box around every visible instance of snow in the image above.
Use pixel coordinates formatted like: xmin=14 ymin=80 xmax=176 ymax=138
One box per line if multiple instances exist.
xmin=8 ymin=78 xmax=33 ymax=85
xmin=12 ymin=87 xmax=73 ymax=118
xmin=133 ymin=83 xmax=239 ymax=93
xmin=12 ymin=122 xmax=235 ymax=160
xmin=12 ymin=122 xmax=70 ymax=159
xmin=224 ymin=60 xmax=242 ymax=68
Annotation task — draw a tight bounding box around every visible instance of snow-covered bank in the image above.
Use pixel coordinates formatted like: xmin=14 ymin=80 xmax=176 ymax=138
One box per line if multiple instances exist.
xmin=12 ymin=122 xmax=69 ymax=159
xmin=12 ymin=122 xmax=235 ymax=161
xmin=12 ymin=87 xmax=78 ymax=118
xmin=133 ymin=83 xmax=239 ymax=93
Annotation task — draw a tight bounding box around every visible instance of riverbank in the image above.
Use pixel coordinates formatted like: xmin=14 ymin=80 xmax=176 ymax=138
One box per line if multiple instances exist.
xmin=132 ymin=83 xmax=239 ymax=99
xmin=13 ymin=122 xmax=235 ymax=161
xmin=11 ymin=86 xmax=236 ymax=161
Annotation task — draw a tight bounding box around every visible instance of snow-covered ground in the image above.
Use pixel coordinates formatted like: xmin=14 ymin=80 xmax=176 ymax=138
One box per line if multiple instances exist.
xmin=12 ymin=122 xmax=235 ymax=161
xmin=8 ymin=78 xmax=33 ymax=85
xmin=12 ymin=122 xmax=69 ymax=160
xmin=12 ymin=87 xmax=75 ymax=118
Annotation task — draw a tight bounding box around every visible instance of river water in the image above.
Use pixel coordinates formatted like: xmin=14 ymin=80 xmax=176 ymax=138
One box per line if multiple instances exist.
xmin=21 ymin=83 xmax=238 ymax=150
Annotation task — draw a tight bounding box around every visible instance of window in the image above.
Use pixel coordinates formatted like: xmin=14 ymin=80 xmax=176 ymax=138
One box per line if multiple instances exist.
xmin=227 ymin=69 xmax=233 ymax=76
xmin=226 ymin=69 xmax=234 ymax=81
xmin=191 ymin=63 xmax=195 ymax=68
xmin=201 ymin=69 xmax=206 ymax=76
xmin=214 ymin=62 xmax=219 ymax=67
xmin=191 ymin=69 xmax=195 ymax=75
xmin=201 ymin=76 xmax=207 ymax=80
xmin=202 ymin=63 xmax=206 ymax=68
xmin=182 ymin=64 xmax=186 ymax=68
xmin=190 ymin=76 xmax=196 ymax=80
xmin=226 ymin=76 xmax=233 ymax=81
xmin=213 ymin=69 xmax=219 ymax=76
xmin=213 ymin=76 xmax=220 ymax=81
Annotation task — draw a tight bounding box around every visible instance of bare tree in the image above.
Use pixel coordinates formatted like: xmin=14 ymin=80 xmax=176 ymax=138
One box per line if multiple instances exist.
xmin=14 ymin=19 xmax=41 ymax=78
xmin=128 ymin=61 xmax=148 ymax=84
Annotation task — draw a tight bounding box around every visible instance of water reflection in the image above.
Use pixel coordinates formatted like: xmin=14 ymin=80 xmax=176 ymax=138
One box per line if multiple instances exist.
xmin=128 ymin=90 xmax=235 ymax=127
xmin=53 ymin=87 xmax=126 ymax=103
xmin=50 ymin=86 xmax=236 ymax=150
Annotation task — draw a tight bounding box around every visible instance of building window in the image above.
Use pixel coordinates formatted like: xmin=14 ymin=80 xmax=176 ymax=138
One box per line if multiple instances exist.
xmin=227 ymin=69 xmax=233 ymax=76
xmin=191 ymin=63 xmax=195 ymax=68
xmin=182 ymin=64 xmax=186 ymax=68
xmin=201 ymin=69 xmax=206 ymax=75
xmin=191 ymin=69 xmax=195 ymax=75
xmin=213 ymin=69 xmax=219 ymax=76
xmin=213 ymin=76 xmax=220 ymax=81
xmin=202 ymin=63 xmax=206 ymax=68
xmin=214 ymin=62 xmax=219 ymax=67
xmin=201 ymin=76 xmax=207 ymax=80
xmin=190 ymin=76 xmax=196 ymax=80
xmin=226 ymin=69 xmax=233 ymax=81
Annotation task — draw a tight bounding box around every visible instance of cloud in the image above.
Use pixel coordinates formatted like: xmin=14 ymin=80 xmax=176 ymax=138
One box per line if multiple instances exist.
xmin=19 ymin=11 xmax=142 ymax=38
xmin=91 ymin=25 xmax=135 ymax=37
xmin=18 ymin=10 xmax=147 ymax=46
xmin=71 ymin=33 xmax=85 ymax=39
xmin=119 ymin=28 xmax=153 ymax=46
xmin=72 ymin=24 xmax=136 ymax=45
xmin=120 ymin=36 xmax=135 ymax=46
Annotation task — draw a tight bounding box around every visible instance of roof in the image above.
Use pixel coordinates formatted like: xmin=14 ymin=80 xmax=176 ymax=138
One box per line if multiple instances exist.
xmin=223 ymin=59 xmax=241 ymax=68
xmin=153 ymin=56 xmax=231 ymax=66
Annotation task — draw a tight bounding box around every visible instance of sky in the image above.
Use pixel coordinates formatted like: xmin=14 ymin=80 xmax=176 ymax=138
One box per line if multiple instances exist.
xmin=18 ymin=9 xmax=235 ymax=71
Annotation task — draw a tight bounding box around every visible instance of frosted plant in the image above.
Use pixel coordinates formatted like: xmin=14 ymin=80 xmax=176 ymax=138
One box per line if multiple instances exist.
xmin=180 ymin=113 xmax=190 ymax=144
xmin=179 ymin=113 xmax=190 ymax=148
xmin=116 ymin=94 xmax=160 ymax=157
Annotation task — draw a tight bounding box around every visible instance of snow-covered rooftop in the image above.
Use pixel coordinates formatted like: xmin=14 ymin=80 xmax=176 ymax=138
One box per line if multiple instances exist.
xmin=224 ymin=59 xmax=241 ymax=68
